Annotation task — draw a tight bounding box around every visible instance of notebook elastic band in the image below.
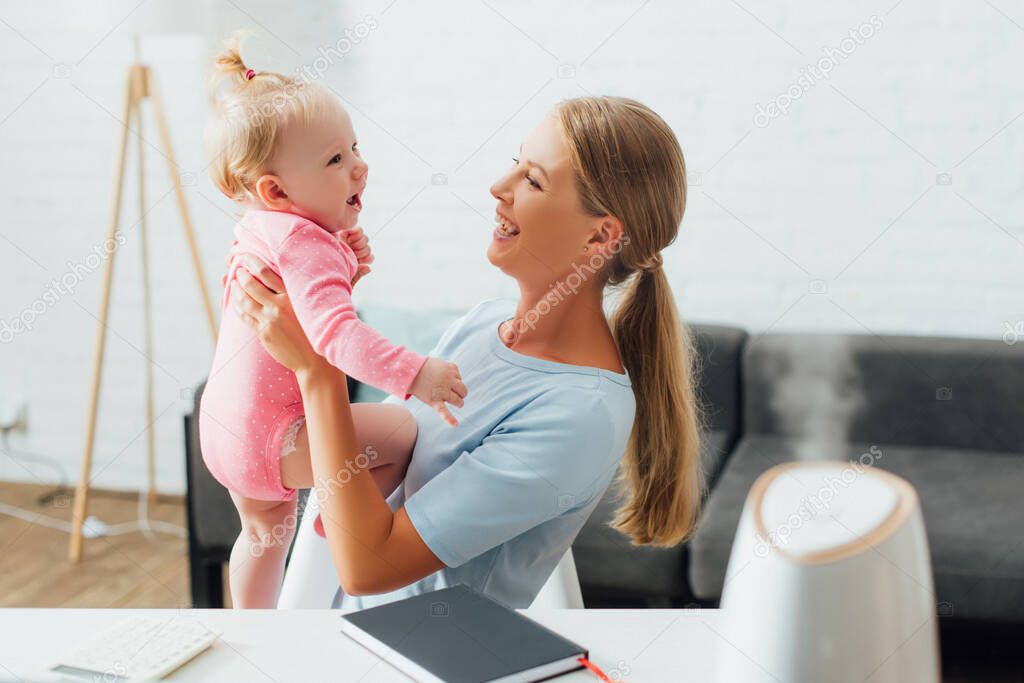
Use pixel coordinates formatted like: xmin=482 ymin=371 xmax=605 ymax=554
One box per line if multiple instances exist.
xmin=577 ymin=656 xmax=616 ymax=682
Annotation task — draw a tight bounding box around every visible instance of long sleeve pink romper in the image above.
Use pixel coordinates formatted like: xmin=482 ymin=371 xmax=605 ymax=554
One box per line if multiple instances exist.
xmin=199 ymin=210 xmax=426 ymax=505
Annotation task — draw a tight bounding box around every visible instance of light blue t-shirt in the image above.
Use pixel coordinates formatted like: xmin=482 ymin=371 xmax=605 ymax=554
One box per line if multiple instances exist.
xmin=333 ymin=298 xmax=636 ymax=613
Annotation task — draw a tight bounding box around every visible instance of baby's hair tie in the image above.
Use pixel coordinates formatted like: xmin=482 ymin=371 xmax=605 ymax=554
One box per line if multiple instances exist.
xmin=244 ymin=68 xmax=255 ymax=81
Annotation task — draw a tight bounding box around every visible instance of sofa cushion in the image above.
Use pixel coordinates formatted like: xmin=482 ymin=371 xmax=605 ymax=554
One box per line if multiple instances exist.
xmin=691 ymin=324 xmax=748 ymax=445
xmin=742 ymin=333 xmax=1024 ymax=453
xmin=688 ymin=435 xmax=1024 ymax=622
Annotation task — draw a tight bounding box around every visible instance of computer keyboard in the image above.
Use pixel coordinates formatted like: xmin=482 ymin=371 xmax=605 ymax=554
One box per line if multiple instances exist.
xmin=50 ymin=616 xmax=220 ymax=681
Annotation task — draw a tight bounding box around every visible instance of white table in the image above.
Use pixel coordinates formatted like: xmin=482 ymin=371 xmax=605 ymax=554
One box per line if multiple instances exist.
xmin=0 ymin=607 xmax=722 ymax=681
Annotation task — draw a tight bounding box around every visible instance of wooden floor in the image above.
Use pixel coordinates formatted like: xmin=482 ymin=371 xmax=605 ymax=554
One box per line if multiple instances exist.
xmin=0 ymin=481 xmax=195 ymax=608
xmin=1 ymin=482 xmax=1020 ymax=681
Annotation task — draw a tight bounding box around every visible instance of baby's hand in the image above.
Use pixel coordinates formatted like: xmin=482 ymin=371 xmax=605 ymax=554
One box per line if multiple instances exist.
xmin=409 ymin=358 xmax=468 ymax=427
xmin=340 ymin=226 xmax=373 ymax=287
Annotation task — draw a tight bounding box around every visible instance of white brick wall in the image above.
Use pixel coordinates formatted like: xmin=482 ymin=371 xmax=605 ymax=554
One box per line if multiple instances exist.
xmin=0 ymin=0 xmax=1020 ymax=493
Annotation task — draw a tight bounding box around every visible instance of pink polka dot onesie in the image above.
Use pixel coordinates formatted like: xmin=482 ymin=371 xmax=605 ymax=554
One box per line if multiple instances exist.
xmin=199 ymin=209 xmax=426 ymax=503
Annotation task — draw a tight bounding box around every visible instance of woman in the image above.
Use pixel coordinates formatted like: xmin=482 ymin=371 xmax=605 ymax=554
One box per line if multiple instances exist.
xmin=229 ymin=96 xmax=705 ymax=612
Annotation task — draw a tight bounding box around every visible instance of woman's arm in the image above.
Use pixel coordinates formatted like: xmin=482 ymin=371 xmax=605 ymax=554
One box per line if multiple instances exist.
xmin=231 ymin=261 xmax=446 ymax=595
xmin=295 ymin=359 xmax=446 ymax=595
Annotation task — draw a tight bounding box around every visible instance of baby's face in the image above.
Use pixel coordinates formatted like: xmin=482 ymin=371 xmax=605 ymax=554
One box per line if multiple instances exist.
xmin=269 ymin=101 xmax=367 ymax=233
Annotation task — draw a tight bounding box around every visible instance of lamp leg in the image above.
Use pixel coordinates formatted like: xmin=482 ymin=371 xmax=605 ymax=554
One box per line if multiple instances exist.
xmin=145 ymin=68 xmax=218 ymax=342
xmin=69 ymin=71 xmax=136 ymax=563
xmin=136 ymin=91 xmax=158 ymax=515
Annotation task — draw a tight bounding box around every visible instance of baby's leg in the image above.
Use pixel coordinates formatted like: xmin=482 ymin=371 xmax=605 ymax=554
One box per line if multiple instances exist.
xmin=280 ymin=403 xmax=419 ymax=497
xmin=227 ymin=492 xmax=298 ymax=609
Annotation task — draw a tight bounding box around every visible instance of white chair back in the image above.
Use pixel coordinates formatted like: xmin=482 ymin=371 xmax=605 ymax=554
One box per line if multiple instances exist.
xmin=529 ymin=548 xmax=585 ymax=609
xmin=278 ymin=493 xmax=340 ymax=608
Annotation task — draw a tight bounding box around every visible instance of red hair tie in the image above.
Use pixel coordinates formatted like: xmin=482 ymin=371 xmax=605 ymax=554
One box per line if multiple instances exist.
xmin=244 ymin=68 xmax=255 ymax=80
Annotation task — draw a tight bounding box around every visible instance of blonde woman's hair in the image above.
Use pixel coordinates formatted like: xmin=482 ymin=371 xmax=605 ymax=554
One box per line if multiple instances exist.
xmin=205 ymin=34 xmax=336 ymax=202
xmin=555 ymin=96 xmax=706 ymax=547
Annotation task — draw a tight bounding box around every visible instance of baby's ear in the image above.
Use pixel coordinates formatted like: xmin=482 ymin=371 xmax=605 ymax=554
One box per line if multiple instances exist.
xmin=254 ymin=174 xmax=290 ymax=210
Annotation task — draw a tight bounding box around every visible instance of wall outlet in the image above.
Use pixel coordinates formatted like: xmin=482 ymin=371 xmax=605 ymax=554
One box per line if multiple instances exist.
xmin=0 ymin=398 xmax=27 ymax=432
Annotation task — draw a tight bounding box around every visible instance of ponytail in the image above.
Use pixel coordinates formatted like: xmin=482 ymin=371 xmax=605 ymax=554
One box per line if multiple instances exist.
xmin=610 ymin=266 xmax=705 ymax=546
xmin=212 ymin=36 xmax=250 ymax=86
xmin=557 ymin=96 xmax=705 ymax=547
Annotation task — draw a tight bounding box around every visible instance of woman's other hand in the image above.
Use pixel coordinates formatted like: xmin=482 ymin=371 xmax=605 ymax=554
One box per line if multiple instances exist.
xmin=221 ymin=238 xmax=240 ymax=289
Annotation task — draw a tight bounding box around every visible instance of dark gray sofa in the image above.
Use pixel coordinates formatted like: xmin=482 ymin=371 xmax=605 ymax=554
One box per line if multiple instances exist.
xmin=688 ymin=332 xmax=1024 ymax=623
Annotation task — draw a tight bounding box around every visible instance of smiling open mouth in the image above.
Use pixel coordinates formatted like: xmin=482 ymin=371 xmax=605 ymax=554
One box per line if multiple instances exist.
xmin=346 ymin=192 xmax=362 ymax=210
xmin=494 ymin=215 xmax=520 ymax=238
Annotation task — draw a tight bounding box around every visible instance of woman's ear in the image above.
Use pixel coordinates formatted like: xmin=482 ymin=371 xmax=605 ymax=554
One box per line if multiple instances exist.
xmin=586 ymin=215 xmax=624 ymax=256
xmin=254 ymin=174 xmax=291 ymax=211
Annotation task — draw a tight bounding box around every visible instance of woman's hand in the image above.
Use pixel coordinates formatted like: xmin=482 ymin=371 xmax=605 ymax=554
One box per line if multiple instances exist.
xmin=221 ymin=239 xmax=240 ymax=289
xmin=231 ymin=256 xmax=324 ymax=374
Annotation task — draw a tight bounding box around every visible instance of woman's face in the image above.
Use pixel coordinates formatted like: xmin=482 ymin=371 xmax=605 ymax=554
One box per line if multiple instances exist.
xmin=488 ymin=114 xmax=607 ymax=287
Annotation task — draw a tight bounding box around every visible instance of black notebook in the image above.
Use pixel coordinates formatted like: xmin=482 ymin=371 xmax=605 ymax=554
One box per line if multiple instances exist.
xmin=339 ymin=584 xmax=588 ymax=682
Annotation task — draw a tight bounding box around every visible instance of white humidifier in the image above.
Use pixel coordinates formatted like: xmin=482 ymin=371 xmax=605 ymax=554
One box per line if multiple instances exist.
xmin=715 ymin=461 xmax=940 ymax=682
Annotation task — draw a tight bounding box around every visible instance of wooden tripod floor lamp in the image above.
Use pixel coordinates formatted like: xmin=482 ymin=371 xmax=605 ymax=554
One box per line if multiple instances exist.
xmin=69 ymin=36 xmax=217 ymax=562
